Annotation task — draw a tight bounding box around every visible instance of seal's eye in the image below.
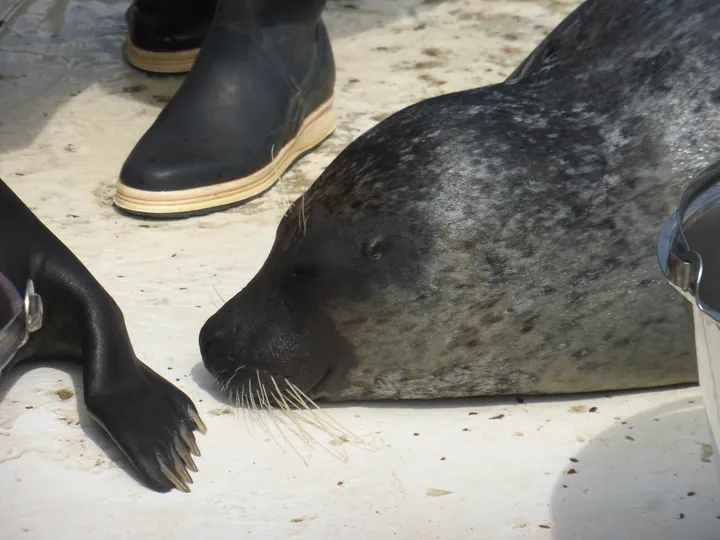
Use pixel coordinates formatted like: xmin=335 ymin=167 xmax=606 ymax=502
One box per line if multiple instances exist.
xmin=292 ymin=263 xmax=318 ymax=281
xmin=362 ymin=238 xmax=388 ymax=260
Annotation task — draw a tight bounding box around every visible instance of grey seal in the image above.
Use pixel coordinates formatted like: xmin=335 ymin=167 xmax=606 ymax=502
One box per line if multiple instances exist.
xmin=199 ymin=0 xmax=720 ymax=401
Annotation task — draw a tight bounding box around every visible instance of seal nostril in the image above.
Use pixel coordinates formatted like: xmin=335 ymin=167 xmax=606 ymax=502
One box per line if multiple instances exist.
xmin=199 ymin=328 xmax=216 ymax=362
xmin=199 ymin=318 xmax=222 ymax=361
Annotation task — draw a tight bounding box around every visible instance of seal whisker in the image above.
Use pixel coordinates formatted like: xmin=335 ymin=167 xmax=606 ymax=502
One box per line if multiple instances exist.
xmin=267 ymin=387 xmax=352 ymax=462
xmin=267 ymin=390 xmax=312 ymax=465
xmin=280 ymin=392 xmax=325 ymax=448
xmin=269 ymin=142 xmax=297 ymax=216
xmin=245 ymin=385 xmax=259 ymax=436
xmin=252 ymin=394 xmax=275 ymax=440
xmin=270 ymin=377 xmax=317 ymax=447
xmin=257 ymin=380 xmax=275 ymax=420
xmin=279 ymin=405 xmax=315 ymax=448
xmin=277 ymin=389 xmax=324 ymax=453
xmin=270 ymin=376 xmax=313 ymax=439
xmin=299 ymin=193 xmax=308 ymax=234
xmin=230 ymin=388 xmax=241 ymax=420
xmin=212 ymin=285 xmax=226 ymax=305
xmin=223 ymin=364 xmax=246 ymax=394
xmin=284 ymin=382 xmax=341 ymax=435
xmin=214 ymin=370 xmax=231 ymax=392
xmin=254 ymin=385 xmax=289 ymax=454
xmin=240 ymin=384 xmax=253 ymax=433
xmin=257 ymin=371 xmax=272 ymax=408
xmin=250 ymin=386 xmax=270 ymax=436
xmin=269 ymin=376 xmax=297 ymax=414
xmin=249 ymin=374 xmax=323 ymax=463
xmin=232 ymin=374 xmax=369 ymax=463
xmin=285 ymin=380 xmax=370 ymax=448
xmin=256 ymin=371 xmax=272 ymax=414
xmin=275 ymin=385 xmax=351 ymax=462
xmin=281 ymin=385 xmax=347 ymax=450
xmin=252 ymin=372 xmax=282 ymax=444
xmin=257 ymin=380 xmax=291 ymax=448
xmin=207 ymin=290 xmax=221 ymax=311
xmin=247 ymin=379 xmax=261 ymax=436
xmin=270 ymin=375 xmax=293 ymax=410
xmin=263 ymin=384 xmax=350 ymax=461
xmin=279 ymin=385 xmax=332 ymax=435
xmin=280 ymin=383 xmax=314 ymax=413
xmin=226 ymin=385 xmax=233 ymax=405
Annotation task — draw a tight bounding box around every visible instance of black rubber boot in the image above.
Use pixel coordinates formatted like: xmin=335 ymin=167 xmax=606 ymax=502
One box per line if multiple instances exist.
xmin=115 ymin=0 xmax=335 ymax=217
xmin=124 ymin=0 xmax=219 ymax=74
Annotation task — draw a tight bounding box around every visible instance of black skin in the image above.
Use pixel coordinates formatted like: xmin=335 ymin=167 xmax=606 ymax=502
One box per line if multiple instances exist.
xmin=0 ymin=179 xmax=205 ymax=492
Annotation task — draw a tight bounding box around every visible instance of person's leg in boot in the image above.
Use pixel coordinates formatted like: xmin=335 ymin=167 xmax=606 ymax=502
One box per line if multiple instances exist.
xmin=125 ymin=0 xmax=218 ymax=74
xmin=115 ymin=0 xmax=335 ymax=217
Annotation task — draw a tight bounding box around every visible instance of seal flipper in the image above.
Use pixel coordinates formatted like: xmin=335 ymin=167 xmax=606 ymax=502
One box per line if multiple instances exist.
xmin=0 ymin=179 xmax=205 ymax=492
xmin=82 ymin=354 xmax=206 ymax=493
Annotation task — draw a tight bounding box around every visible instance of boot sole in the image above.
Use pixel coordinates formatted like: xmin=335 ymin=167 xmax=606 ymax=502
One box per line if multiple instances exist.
xmin=114 ymin=97 xmax=336 ymax=217
xmin=124 ymin=39 xmax=199 ymax=74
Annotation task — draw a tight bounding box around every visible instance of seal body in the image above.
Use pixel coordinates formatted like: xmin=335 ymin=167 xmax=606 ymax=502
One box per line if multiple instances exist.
xmin=0 ymin=180 xmax=205 ymax=492
xmin=200 ymin=0 xmax=720 ymax=401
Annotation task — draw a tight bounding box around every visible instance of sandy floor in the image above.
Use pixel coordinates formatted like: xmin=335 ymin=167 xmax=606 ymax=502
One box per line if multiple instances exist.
xmin=1 ymin=0 xmax=720 ymax=538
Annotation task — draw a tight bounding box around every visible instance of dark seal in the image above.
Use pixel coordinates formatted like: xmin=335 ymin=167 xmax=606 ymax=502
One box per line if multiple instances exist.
xmin=200 ymin=0 xmax=720 ymax=402
xmin=0 ymin=179 xmax=206 ymax=492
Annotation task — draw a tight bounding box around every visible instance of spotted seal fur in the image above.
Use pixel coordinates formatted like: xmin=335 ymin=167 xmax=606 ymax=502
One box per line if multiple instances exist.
xmin=199 ymin=0 xmax=720 ymax=401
